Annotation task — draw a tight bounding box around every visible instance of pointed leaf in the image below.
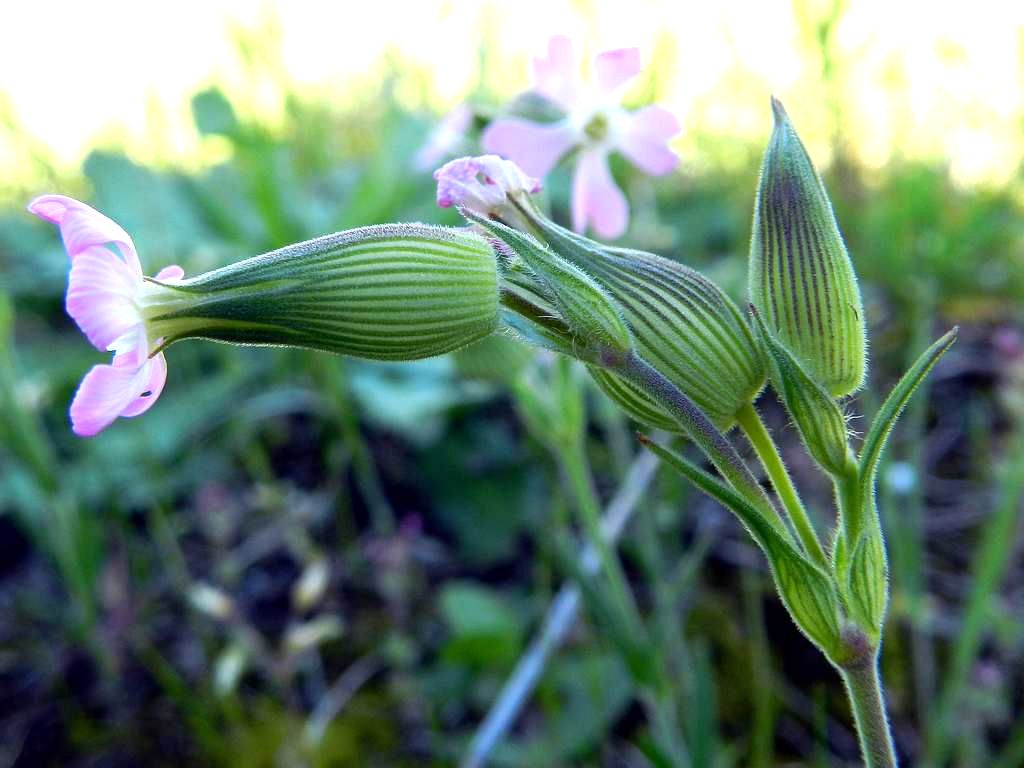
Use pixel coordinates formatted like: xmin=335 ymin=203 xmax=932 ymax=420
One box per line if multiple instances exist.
xmin=859 ymin=328 xmax=958 ymax=498
xmin=639 ymin=435 xmax=843 ymax=658
xmin=462 ymin=209 xmax=633 ymax=364
xmin=752 ymin=308 xmax=851 ymax=475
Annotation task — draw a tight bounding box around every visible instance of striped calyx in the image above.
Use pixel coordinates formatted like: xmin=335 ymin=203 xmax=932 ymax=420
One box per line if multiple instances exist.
xmin=752 ymin=307 xmax=851 ymax=476
xmin=463 ymin=209 xmax=634 ymax=366
xmin=520 ymin=219 xmax=765 ymax=431
xmin=139 ymin=224 xmax=499 ymax=361
xmin=749 ymin=98 xmax=866 ymax=397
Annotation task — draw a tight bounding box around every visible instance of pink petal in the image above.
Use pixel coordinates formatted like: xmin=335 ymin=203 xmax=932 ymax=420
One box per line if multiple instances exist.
xmin=481 ymin=118 xmax=578 ymax=178
xmin=571 ymin=149 xmax=629 ymax=239
xmin=69 ymin=353 xmax=157 ymax=437
xmin=120 ymin=352 xmax=168 ymax=418
xmin=28 ymin=194 xmax=141 ymax=276
xmin=154 ymin=264 xmax=185 ymax=282
xmin=617 ymin=106 xmax=681 ymax=176
xmin=532 ymin=35 xmax=577 ymax=108
xmin=66 ymin=245 xmax=144 ymax=352
xmin=594 ymin=48 xmax=641 ymax=93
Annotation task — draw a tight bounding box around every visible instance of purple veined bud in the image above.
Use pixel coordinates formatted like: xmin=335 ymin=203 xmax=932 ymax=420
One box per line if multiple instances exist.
xmin=509 ymin=215 xmax=766 ymax=431
xmin=144 ymin=224 xmax=500 ymax=363
xmin=749 ymin=98 xmax=866 ymax=397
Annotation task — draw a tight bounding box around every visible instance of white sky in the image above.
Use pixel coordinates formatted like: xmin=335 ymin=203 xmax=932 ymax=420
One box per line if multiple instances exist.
xmin=2 ymin=0 xmax=1022 ymax=184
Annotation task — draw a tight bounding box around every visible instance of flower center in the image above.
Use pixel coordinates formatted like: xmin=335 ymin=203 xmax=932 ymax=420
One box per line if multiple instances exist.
xmin=583 ymin=112 xmax=609 ymax=143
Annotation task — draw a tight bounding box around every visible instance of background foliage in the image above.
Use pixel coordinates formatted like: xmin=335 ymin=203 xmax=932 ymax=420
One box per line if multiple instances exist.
xmin=2 ymin=9 xmax=1023 ymax=767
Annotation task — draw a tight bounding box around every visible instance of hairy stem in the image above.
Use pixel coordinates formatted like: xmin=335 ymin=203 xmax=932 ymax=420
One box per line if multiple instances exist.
xmin=735 ymin=402 xmax=828 ymax=567
xmin=616 ymin=353 xmax=789 ymax=538
xmin=840 ymin=659 xmax=899 ymax=768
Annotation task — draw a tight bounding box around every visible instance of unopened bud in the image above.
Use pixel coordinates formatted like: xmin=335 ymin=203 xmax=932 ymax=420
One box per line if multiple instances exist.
xmin=517 ymin=219 xmax=765 ymax=430
xmin=749 ymin=98 xmax=865 ymax=397
xmin=141 ymin=224 xmax=500 ymax=362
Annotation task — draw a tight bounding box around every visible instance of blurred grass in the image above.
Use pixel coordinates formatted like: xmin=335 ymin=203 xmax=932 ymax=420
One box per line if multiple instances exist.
xmin=1 ymin=14 xmax=1023 ymax=768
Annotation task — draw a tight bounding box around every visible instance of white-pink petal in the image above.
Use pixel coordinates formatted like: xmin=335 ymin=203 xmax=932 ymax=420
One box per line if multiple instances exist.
xmin=532 ymin=35 xmax=577 ymax=108
xmin=594 ymin=48 xmax=642 ymax=93
xmin=28 ymin=194 xmax=141 ymax=275
xmin=572 ymin=149 xmax=629 ymax=240
xmin=69 ymin=353 xmax=157 ymax=437
xmin=481 ymin=118 xmax=578 ymax=178
xmin=616 ymin=106 xmax=681 ymax=176
xmin=119 ymin=353 xmax=168 ymax=418
xmin=66 ymin=245 xmax=145 ymax=352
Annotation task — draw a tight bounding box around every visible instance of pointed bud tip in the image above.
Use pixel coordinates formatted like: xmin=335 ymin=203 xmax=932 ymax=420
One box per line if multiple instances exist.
xmin=770 ymin=95 xmax=789 ymax=126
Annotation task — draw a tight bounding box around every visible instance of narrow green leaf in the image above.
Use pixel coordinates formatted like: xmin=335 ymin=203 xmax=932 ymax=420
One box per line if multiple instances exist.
xmin=639 ymin=435 xmax=843 ymax=658
xmin=462 ymin=209 xmax=633 ymax=364
xmin=858 ymin=328 xmax=958 ymax=497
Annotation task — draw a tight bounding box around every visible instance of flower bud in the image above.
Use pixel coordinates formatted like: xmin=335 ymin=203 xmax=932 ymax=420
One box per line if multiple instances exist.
xmin=752 ymin=307 xmax=851 ymax=475
xmin=435 ymin=155 xmax=542 ymax=231
xmin=516 ymin=219 xmax=764 ymax=430
xmin=140 ymin=224 xmax=499 ymax=361
xmin=749 ymin=98 xmax=865 ymax=397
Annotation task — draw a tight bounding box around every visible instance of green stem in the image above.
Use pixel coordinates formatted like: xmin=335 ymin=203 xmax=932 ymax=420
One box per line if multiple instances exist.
xmin=735 ymin=402 xmax=827 ymax=568
xmin=836 ymin=459 xmax=862 ymax=548
xmin=840 ymin=659 xmax=899 ymax=768
xmin=616 ymin=353 xmax=787 ymax=537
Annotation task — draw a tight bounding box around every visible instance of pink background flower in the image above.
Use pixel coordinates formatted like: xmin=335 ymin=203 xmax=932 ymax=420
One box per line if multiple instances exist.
xmin=482 ymin=35 xmax=680 ymax=239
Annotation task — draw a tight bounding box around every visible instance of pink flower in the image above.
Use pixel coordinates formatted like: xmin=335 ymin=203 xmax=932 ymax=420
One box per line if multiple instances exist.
xmin=27 ymin=195 xmax=183 ymax=437
xmin=482 ymin=35 xmax=680 ymax=239
xmin=434 ymin=154 xmax=541 ymax=215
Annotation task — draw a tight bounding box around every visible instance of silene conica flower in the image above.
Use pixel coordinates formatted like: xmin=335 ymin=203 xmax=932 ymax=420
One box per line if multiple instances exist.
xmin=31 ymin=195 xmax=500 ymax=436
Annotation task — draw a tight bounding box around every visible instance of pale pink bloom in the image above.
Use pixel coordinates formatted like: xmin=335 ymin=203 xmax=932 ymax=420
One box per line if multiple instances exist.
xmin=27 ymin=195 xmax=183 ymax=437
xmin=434 ymin=155 xmax=541 ymax=215
xmin=413 ymin=104 xmax=474 ymax=171
xmin=482 ymin=35 xmax=680 ymax=239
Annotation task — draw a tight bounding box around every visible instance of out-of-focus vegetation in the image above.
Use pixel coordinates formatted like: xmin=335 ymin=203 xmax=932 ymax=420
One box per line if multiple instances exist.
xmin=2 ymin=10 xmax=1024 ymax=768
